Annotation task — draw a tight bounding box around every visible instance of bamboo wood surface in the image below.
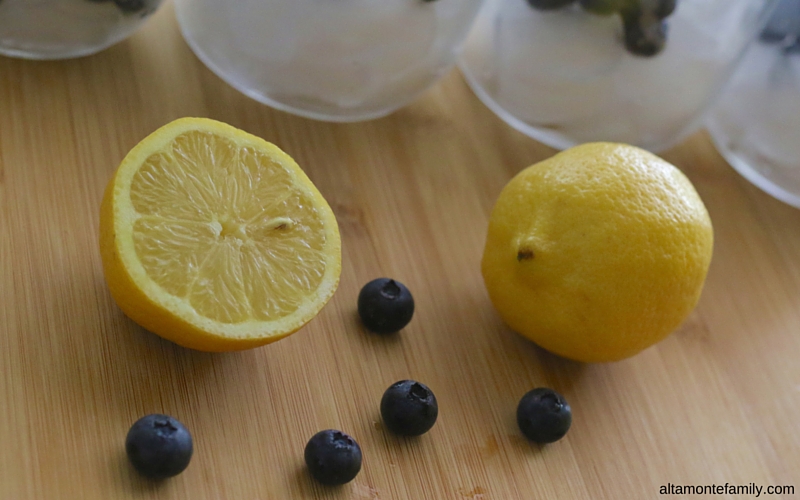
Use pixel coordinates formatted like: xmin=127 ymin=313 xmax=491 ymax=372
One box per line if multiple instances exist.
xmin=0 ymin=5 xmax=798 ymax=499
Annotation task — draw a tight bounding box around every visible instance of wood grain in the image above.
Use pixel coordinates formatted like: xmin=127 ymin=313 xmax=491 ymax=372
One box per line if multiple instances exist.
xmin=1 ymin=4 xmax=799 ymax=499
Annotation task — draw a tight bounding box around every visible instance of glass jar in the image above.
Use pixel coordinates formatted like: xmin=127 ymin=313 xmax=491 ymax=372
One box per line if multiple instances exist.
xmin=458 ymin=0 xmax=776 ymax=152
xmin=0 ymin=0 xmax=162 ymax=60
xmin=707 ymin=0 xmax=800 ymax=207
xmin=173 ymin=0 xmax=485 ymax=122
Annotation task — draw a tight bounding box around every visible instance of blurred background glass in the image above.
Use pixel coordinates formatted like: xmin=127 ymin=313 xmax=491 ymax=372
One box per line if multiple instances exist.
xmin=707 ymin=0 xmax=800 ymax=208
xmin=174 ymin=0 xmax=485 ymax=122
xmin=458 ymin=0 xmax=776 ymax=152
xmin=0 ymin=0 xmax=162 ymax=60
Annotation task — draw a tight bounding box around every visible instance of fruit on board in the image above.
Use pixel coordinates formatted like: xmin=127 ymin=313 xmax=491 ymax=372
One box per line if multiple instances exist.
xmin=481 ymin=142 xmax=713 ymax=362
xmin=99 ymin=117 xmax=341 ymax=351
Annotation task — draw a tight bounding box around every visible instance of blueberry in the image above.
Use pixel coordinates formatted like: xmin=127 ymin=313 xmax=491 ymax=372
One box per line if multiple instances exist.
xmin=114 ymin=0 xmax=144 ymax=12
xmin=125 ymin=414 xmax=193 ymax=479
xmin=357 ymin=278 xmax=414 ymax=334
xmin=622 ymin=10 xmax=668 ymax=57
xmin=113 ymin=0 xmax=158 ymax=14
xmin=516 ymin=388 xmax=572 ymax=444
xmin=380 ymin=380 xmax=438 ymax=437
xmin=579 ymin=0 xmax=624 ymax=16
xmin=304 ymin=430 xmax=362 ymax=486
xmin=526 ymin=0 xmax=577 ymax=10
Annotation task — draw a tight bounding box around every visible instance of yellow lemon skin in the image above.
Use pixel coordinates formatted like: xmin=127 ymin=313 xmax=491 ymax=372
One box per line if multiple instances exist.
xmin=481 ymin=143 xmax=713 ymax=363
xmin=99 ymin=118 xmax=341 ymax=352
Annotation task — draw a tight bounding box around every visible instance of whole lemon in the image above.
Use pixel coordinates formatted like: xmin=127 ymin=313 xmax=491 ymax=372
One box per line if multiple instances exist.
xmin=481 ymin=143 xmax=713 ymax=362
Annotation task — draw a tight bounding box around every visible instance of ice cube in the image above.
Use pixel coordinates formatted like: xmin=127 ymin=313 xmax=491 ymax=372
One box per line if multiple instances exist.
xmin=709 ymin=45 xmax=775 ymax=147
xmin=0 ymin=0 xmax=121 ymax=47
xmin=611 ymin=0 xmax=760 ymax=144
xmin=496 ymin=0 xmax=623 ymax=82
xmin=228 ymin=0 xmax=437 ymax=107
xmin=496 ymin=73 xmax=617 ymax=126
xmin=747 ymin=57 xmax=800 ymax=167
xmin=228 ymin=0 xmax=313 ymax=62
xmin=710 ymin=38 xmax=800 ymax=178
xmin=493 ymin=0 xmax=622 ymax=124
xmin=673 ymin=0 xmax=758 ymax=62
xmin=428 ymin=0 xmax=483 ymax=64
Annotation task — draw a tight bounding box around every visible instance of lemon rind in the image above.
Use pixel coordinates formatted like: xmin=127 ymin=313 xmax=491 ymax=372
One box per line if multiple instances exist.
xmin=104 ymin=117 xmax=341 ymax=347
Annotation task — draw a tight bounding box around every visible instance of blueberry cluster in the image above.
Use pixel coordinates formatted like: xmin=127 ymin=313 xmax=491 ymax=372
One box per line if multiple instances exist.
xmin=304 ymin=379 xmax=439 ymax=486
xmin=303 ymin=277 xmax=573 ymax=485
xmin=527 ymin=0 xmax=679 ymax=57
xmin=357 ymin=278 xmax=572 ymax=423
xmin=124 ymin=278 xmax=573 ymax=486
xmin=760 ymin=0 xmax=800 ymax=54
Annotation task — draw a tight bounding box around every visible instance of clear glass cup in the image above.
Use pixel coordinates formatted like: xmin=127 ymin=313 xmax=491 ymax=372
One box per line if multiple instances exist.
xmin=0 ymin=0 xmax=162 ymax=60
xmin=458 ymin=0 xmax=776 ymax=152
xmin=707 ymin=0 xmax=800 ymax=208
xmin=173 ymin=0 xmax=485 ymax=122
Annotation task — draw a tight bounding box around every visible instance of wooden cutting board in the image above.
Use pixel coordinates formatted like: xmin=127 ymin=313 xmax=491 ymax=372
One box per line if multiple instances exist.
xmin=0 ymin=5 xmax=798 ymax=499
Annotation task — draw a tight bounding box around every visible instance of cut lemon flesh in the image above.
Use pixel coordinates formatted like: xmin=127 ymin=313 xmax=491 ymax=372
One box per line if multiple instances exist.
xmin=99 ymin=118 xmax=341 ymax=351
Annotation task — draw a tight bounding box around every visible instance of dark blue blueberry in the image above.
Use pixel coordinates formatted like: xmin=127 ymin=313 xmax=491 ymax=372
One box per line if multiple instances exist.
xmin=125 ymin=414 xmax=193 ymax=479
xmin=114 ymin=0 xmax=159 ymax=15
xmin=526 ymin=0 xmax=577 ymax=10
xmin=357 ymin=278 xmax=414 ymax=334
xmin=517 ymin=388 xmax=572 ymax=444
xmin=622 ymin=9 xmax=668 ymax=57
xmin=380 ymin=380 xmax=438 ymax=437
xmin=304 ymin=430 xmax=362 ymax=486
xmin=114 ymin=0 xmax=144 ymax=12
xmin=760 ymin=0 xmax=800 ymax=44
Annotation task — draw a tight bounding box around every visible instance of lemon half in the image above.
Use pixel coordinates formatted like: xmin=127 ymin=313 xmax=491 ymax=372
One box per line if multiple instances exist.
xmin=99 ymin=118 xmax=341 ymax=351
